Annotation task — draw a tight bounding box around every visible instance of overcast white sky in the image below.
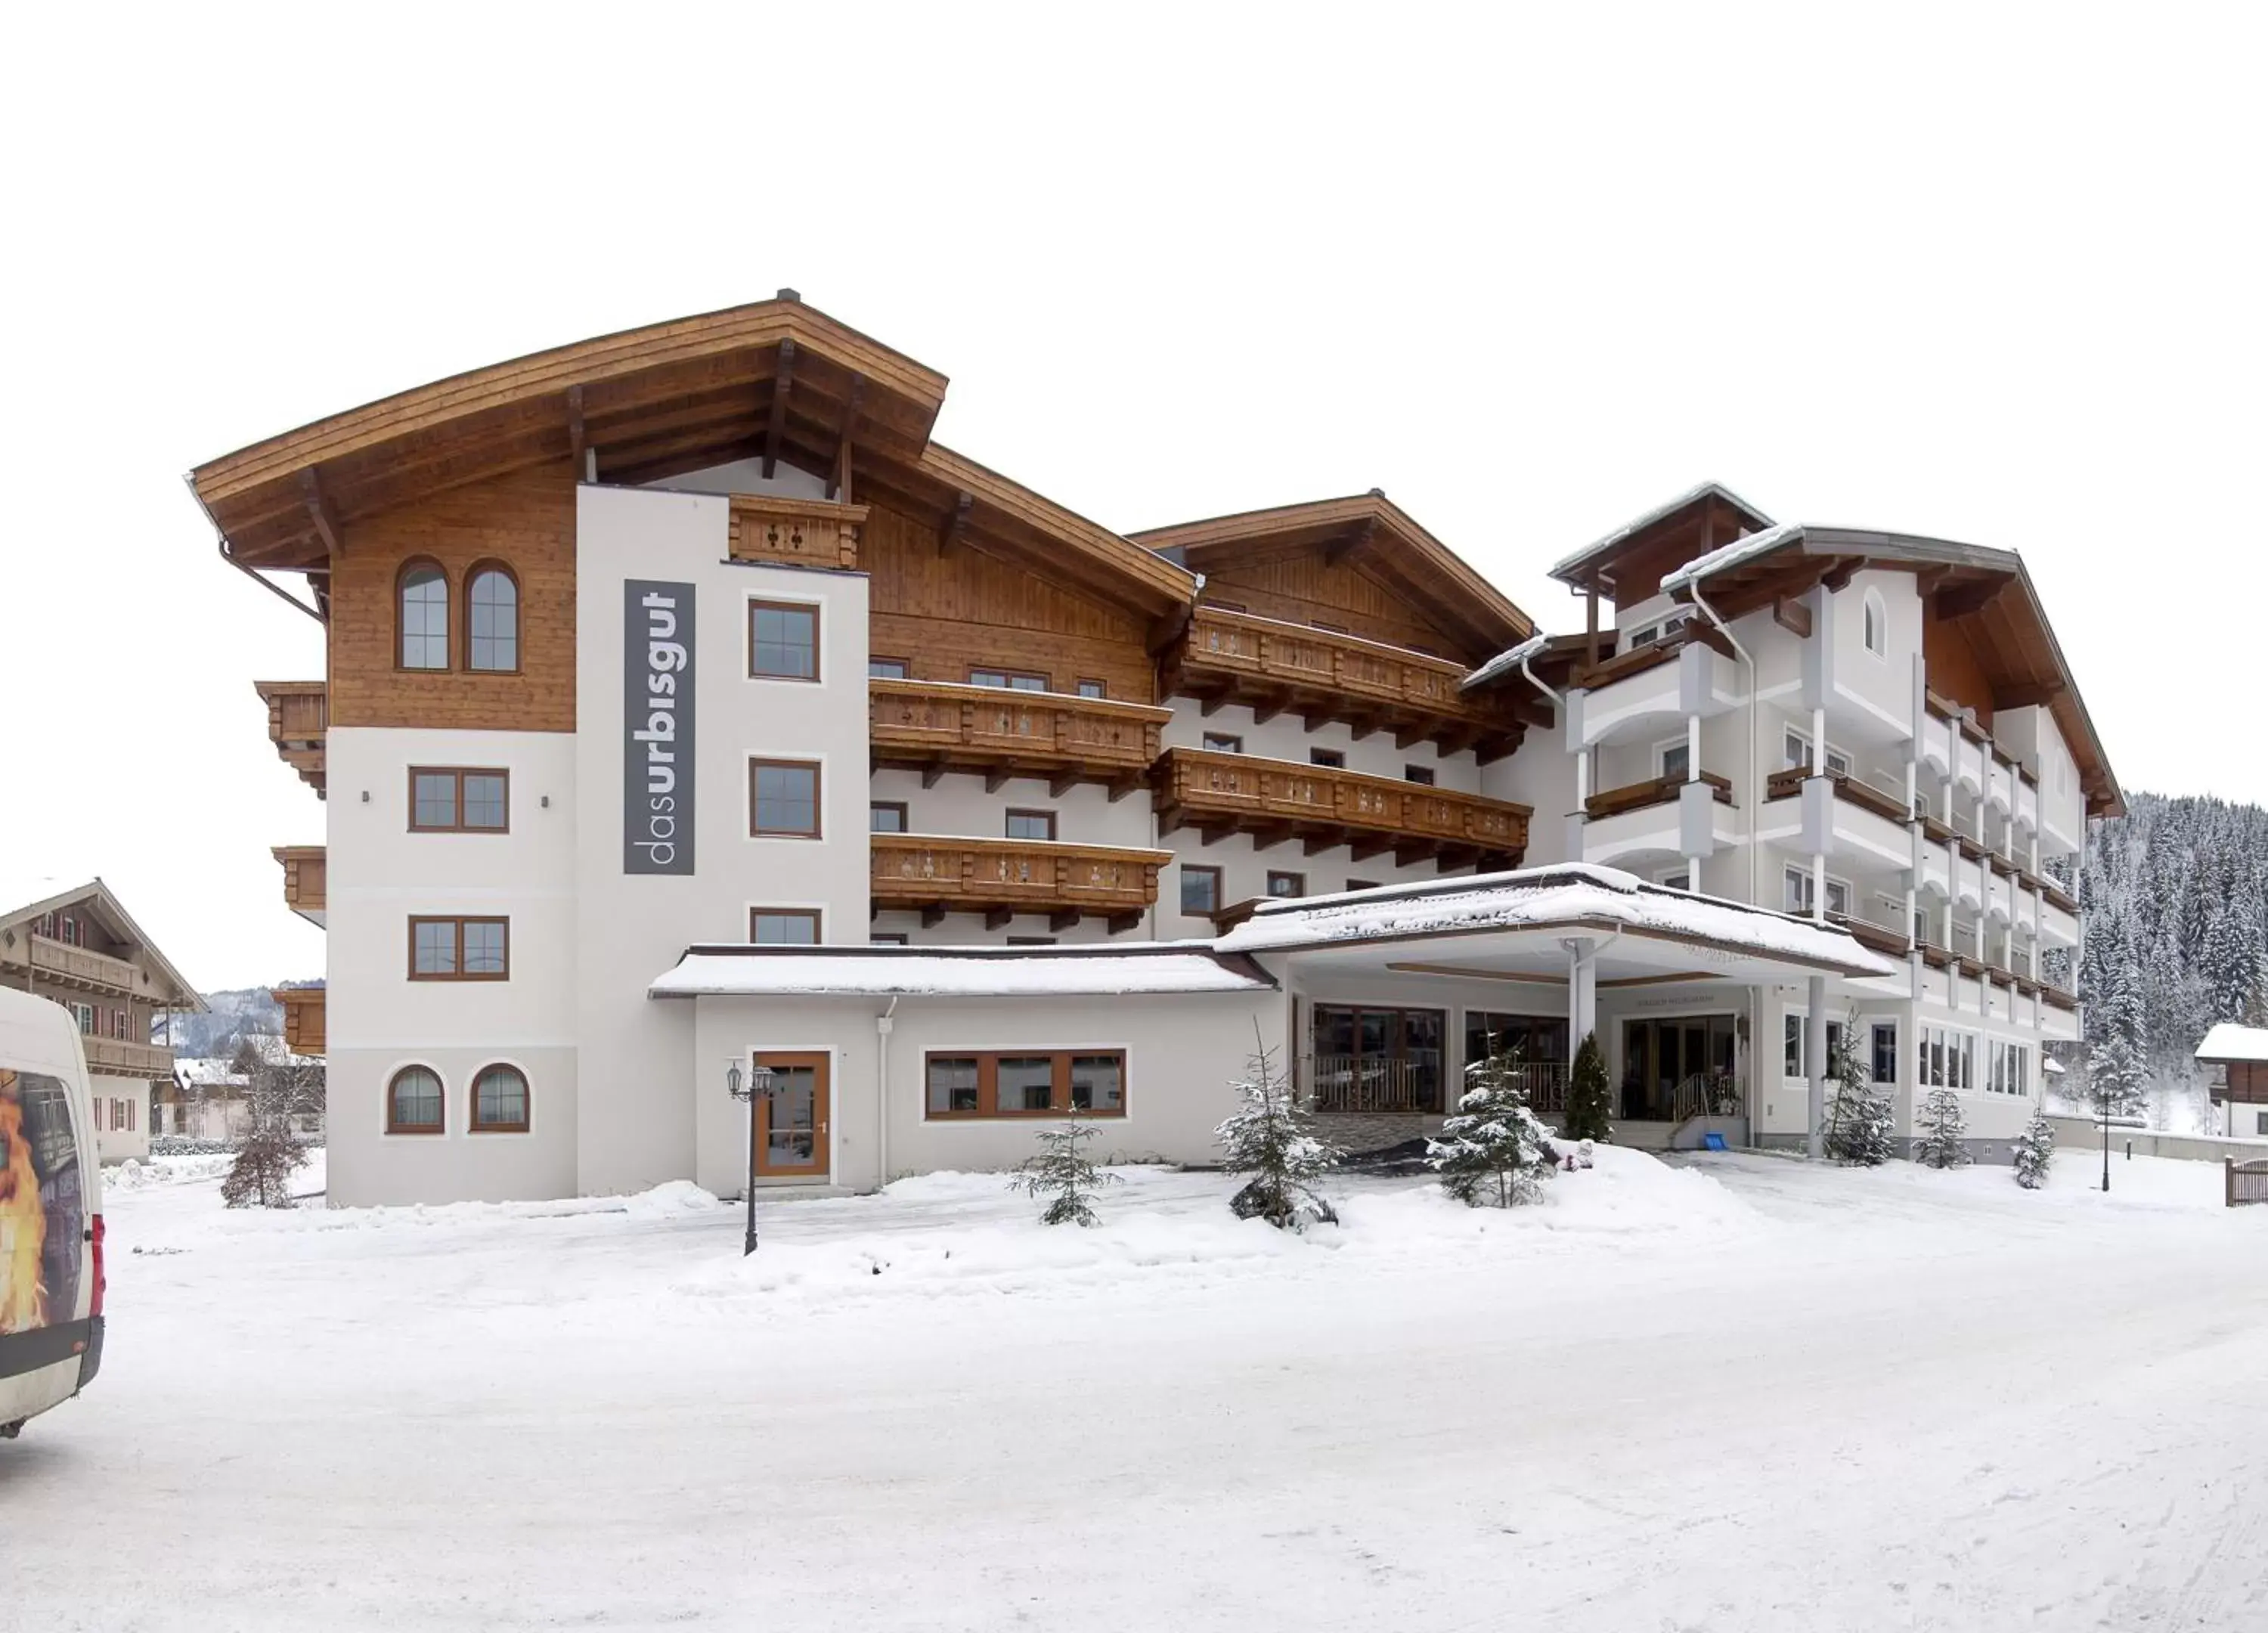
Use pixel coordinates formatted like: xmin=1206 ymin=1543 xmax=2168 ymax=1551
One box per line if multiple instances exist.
xmin=2 ymin=4 xmax=2261 ymax=991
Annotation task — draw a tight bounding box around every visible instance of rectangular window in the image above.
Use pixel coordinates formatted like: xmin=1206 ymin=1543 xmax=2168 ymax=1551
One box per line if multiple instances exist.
xmin=750 ymin=909 xmax=821 ymax=945
xmin=1180 ymin=865 xmax=1222 ymax=916
xmin=2257 ymin=1111 xmax=2268 ymax=1138
xmin=748 ymin=600 xmax=820 ymax=680
xmin=408 ymin=916 xmax=510 ymax=981
xmin=1265 ymin=871 xmax=1305 ymax=899
xmin=1871 ymin=1022 xmax=1898 ymax=1085
xmin=1659 ymin=869 xmax=1691 ymax=892
xmin=1309 ymin=748 xmax=1346 ymax=769
xmin=971 ymin=668 xmax=1049 ymax=692
xmin=1659 ymin=739 xmax=1691 ymax=780
xmin=1202 ymin=732 xmax=1244 ymax=754
xmin=1404 ymin=765 xmax=1436 ymax=786
xmin=409 ymin=767 xmax=510 ymax=833
xmin=869 ymin=656 xmax=910 ymax=680
xmin=1005 ymin=809 xmax=1057 ymax=841
xmin=750 ymin=759 xmax=822 ymax=838
xmin=1076 ymin=678 xmax=1106 ymax=699
xmin=1464 ymin=1012 xmax=1569 ymax=1071
xmin=925 ymin=1050 xmax=1129 ymax=1119
xmin=1783 ymin=1012 xmax=1803 ymax=1077
xmin=74 ymin=1003 xmax=94 ymax=1035
xmin=869 ymin=801 xmax=908 ymax=834
xmin=870 ymin=932 xmax=909 ymax=946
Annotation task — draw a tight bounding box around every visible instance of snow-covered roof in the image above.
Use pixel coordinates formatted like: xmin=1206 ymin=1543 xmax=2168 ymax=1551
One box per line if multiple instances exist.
xmin=651 ymin=943 xmax=1278 ymax=999
xmin=1658 ymin=520 xmax=1808 ymax=596
xmin=2195 ymin=1024 xmax=2268 ymax=1064
xmin=174 ymin=1058 xmax=251 ymax=1091
xmin=1460 ymin=633 xmax=1551 ymax=694
xmin=1216 ymin=863 xmax=1896 ymax=977
xmin=1550 ymin=482 xmax=1776 ymax=581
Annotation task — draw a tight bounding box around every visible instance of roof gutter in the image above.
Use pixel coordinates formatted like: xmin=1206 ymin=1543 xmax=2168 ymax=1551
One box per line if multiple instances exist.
xmin=183 ymin=473 xmax=326 ymax=625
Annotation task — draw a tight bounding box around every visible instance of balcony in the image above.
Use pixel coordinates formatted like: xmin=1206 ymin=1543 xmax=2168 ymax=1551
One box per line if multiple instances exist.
xmin=82 ymin=1037 xmax=175 ymax=1080
xmin=1586 ymin=770 xmax=1734 ymax=820
xmin=1566 ymin=629 xmax=1742 ymax=750
xmin=7 ymin=933 xmax=142 ymax=996
xmin=1152 ymin=747 xmax=1529 ymax=869
xmin=273 ymin=845 xmax=327 ymax=928
xmin=1160 ymin=606 xmax=1530 ymax=759
xmin=255 ymin=680 xmax=328 ymax=798
xmin=274 ymin=984 xmax=326 ymax=1056
xmin=1579 ymin=772 xmax=1738 ymax=870
xmin=1829 ymin=912 xmax=1913 ymax=961
xmin=869 ymin=833 xmax=1170 ymax=931
xmin=1759 ymin=767 xmax=1913 ymax=872
xmin=869 ymin=680 xmax=1168 ymax=795
xmin=728 ymin=494 xmax=868 ymax=570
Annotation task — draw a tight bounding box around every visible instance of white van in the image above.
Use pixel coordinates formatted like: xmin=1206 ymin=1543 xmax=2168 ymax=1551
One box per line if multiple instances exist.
xmin=1 ymin=986 xmax=105 ymax=1438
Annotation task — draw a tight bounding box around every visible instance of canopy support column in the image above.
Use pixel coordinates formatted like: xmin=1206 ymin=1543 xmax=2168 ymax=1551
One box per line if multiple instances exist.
xmin=1805 ymin=974 xmax=1829 ymax=1158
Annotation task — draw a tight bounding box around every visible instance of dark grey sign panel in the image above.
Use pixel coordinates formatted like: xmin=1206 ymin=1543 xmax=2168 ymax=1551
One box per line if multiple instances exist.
xmin=624 ymin=579 xmax=695 ymax=875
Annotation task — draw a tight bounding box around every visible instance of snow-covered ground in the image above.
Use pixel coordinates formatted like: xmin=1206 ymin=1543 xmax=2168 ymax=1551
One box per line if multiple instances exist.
xmin=6 ymin=1145 xmax=2267 ymax=1631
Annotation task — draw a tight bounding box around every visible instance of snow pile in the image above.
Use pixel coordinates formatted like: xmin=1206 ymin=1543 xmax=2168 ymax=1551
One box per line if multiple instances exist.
xmin=107 ymin=1152 xmax=235 ymax=1188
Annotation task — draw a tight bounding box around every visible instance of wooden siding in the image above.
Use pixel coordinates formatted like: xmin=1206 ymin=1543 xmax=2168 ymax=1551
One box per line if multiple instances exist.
xmin=1196 ymin=555 xmax=1469 ymax=658
xmin=1153 ymin=747 xmax=1529 ymax=866
xmin=274 ymin=986 xmax=327 ymax=1056
xmin=1923 ymin=616 xmax=1997 ymax=730
xmin=328 ymin=461 xmax=578 ymax=732
xmin=864 ymin=500 xmax=1158 ymax=703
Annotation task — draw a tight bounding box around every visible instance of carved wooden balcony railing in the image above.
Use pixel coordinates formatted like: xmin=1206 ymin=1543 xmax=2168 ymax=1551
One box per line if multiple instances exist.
xmin=7 ymin=933 xmax=144 ymax=997
xmin=255 ymin=680 xmax=329 ymax=798
xmin=869 ymin=680 xmax=1168 ymax=795
xmin=728 ymin=494 xmax=867 ymax=570
xmin=1152 ymin=747 xmax=1529 ymax=869
xmin=82 ymin=1037 xmax=175 ymax=1080
xmin=1585 ymin=770 xmax=1733 ymax=820
xmin=869 ymin=833 xmax=1169 ymax=931
xmin=1160 ymin=606 xmax=1532 ymax=761
xmin=274 ymin=984 xmax=327 ymax=1056
xmin=273 ymin=845 xmax=327 ymax=928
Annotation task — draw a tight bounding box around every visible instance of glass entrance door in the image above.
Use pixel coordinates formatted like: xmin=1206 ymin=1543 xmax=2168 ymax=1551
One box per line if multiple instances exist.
xmin=751 ymin=1052 xmax=829 ymax=1179
xmin=1619 ymin=1016 xmax=1737 ymax=1121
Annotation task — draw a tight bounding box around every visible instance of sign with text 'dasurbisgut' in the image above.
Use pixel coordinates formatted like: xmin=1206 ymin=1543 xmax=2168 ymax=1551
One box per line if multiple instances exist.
xmin=624 ymin=580 xmax=695 ymax=874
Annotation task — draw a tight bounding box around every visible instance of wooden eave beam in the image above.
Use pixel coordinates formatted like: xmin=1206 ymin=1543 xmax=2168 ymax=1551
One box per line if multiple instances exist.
xmin=566 ymin=384 xmax=587 ymax=473
xmin=299 ymin=470 xmax=344 ymax=557
xmin=937 ymin=491 xmax=974 ymax=557
xmin=826 ymin=374 xmax=866 ymax=500
xmin=1323 ymin=518 xmax=1377 ymax=567
xmin=1994 ymin=677 xmax=2066 ymax=709
xmin=762 ymin=339 xmax=798 ymax=479
xmin=1933 ymin=578 xmax=2009 ymax=620
xmin=1771 ymin=596 xmax=1813 ymax=638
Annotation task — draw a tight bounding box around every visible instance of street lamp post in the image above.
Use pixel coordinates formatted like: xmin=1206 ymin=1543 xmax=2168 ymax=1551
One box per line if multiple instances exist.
xmin=726 ymin=1058 xmax=776 ymax=1255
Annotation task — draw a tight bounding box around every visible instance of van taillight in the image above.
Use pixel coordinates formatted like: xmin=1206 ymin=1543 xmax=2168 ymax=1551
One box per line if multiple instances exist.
xmin=88 ymin=1215 xmax=105 ymax=1318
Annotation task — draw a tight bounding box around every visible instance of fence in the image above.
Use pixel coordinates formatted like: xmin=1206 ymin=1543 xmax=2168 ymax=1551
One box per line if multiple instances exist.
xmin=2228 ymin=1159 xmax=2268 ymax=1208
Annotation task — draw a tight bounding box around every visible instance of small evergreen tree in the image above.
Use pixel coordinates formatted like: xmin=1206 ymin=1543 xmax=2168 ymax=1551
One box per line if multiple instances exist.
xmin=2012 ymin=1107 xmax=2055 ymax=1189
xmin=220 ymin=1052 xmax=308 ymax=1210
xmin=1013 ymin=1107 xmax=1120 ymax=1226
xmin=1914 ymin=1086 xmax=1972 ymax=1170
xmin=1428 ymin=1049 xmax=1556 ymax=1208
xmin=1562 ymin=1030 xmax=1613 ymax=1143
xmin=1823 ymin=1010 xmax=1894 ymax=1165
xmin=1215 ymin=1035 xmax=1341 ymax=1229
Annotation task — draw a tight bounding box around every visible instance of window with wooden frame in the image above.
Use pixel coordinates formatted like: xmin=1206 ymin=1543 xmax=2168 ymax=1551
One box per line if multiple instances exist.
xmin=1076 ymin=678 xmax=1107 ymax=699
xmin=1005 ymin=809 xmax=1057 ymax=841
xmin=398 ymin=561 xmax=451 ymax=671
xmin=1404 ymin=764 xmax=1436 ymax=786
xmin=971 ymin=667 xmax=1049 ymax=692
xmin=748 ymin=600 xmax=820 ymax=681
xmin=469 ymin=1064 xmax=530 ymax=1133
xmin=1180 ymin=864 xmax=1222 ymax=916
xmin=870 ymin=801 xmax=909 ymax=834
xmin=749 ymin=759 xmax=822 ymax=838
xmin=387 ymin=1066 xmax=445 ymax=1134
xmin=73 ymin=1003 xmax=93 ymax=1034
xmin=1309 ymin=747 xmax=1345 ymax=769
xmin=749 ymin=909 xmax=822 ymax=945
xmin=409 ymin=767 xmax=510 ymax=832
xmin=923 ymin=1049 xmax=1126 ymax=1119
xmin=1265 ymin=870 xmax=1306 ymax=899
xmin=1201 ymin=732 xmax=1244 ymax=754
xmin=466 ymin=564 xmax=520 ymax=673
xmin=407 ymin=916 xmax=510 ymax=981
xmin=869 ymin=656 xmax=910 ymax=680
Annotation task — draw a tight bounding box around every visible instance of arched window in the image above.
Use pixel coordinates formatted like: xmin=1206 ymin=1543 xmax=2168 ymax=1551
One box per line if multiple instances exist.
xmin=471 ymin=1064 xmax=530 ymax=1133
xmin=400 ymin=565 xmax=451 ymax=670
xmin=388 ymin=1066 xmax=445 ymax=1134
xmin=1862 ymin=589 xmax=1888 ymax=658
xmin=468 ymin=566 xmax=519 ymax=672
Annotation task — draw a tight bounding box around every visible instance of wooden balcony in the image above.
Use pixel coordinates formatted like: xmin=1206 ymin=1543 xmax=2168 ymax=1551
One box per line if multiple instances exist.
xmin=1828 ymin=913 xmax=1913 ymax=959
xmin=82 ymin=1037 xmax=174 ymax=1080
xmin=869 ymin=680 xmax=1168 ymax=795
xmin=1764 ymin=767 xmax=1913 ymax=825
xmin=1585 ymin=770 xmax=1733 ymax=820
xmin=1160 ymin=606 xmax=1535 ymax=760
xmin=255 ymin=680 xmax=329 ymax=797
xmin=274 ymin=984 xmax=326 ymax=1056
xmin=9 ymin=934 xmax=143 ymax=996
xmin=273 ymin=845 xmax=327 ymax=928
xmin=869 ymin=833 xmax=1170 ymax=931
xmin=1152 ymin=747 xmax=1529 ymax=869
xmin=1570 ymin=625 xmax=1734 ymax=691
xmin=729 ymin=494 xmax=868 ymax=570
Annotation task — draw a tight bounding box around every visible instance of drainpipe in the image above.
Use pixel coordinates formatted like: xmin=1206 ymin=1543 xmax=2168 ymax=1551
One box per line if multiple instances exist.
xmin=875 ymin=997 xmax=899 ymax=1191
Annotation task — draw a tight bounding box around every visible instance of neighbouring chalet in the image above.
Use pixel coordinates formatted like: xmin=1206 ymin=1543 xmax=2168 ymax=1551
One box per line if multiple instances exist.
xmin=189 ymin=293 xmax=2118 ymax=1207
xmin=2195 ymin=1024 xmax=2268 ymax=1139
xmin=0 ymin=878 xmax=205 ymax=1163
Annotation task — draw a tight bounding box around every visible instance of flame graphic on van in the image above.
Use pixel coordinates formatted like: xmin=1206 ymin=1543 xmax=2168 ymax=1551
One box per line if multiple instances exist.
xmin=0 ymin=1088 xmax=48 ymax=1333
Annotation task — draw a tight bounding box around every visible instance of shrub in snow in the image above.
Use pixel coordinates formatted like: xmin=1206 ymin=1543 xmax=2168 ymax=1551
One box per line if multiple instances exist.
xmin=1428 ymin=1049 xmax=1556 ymax=1208
xmin=1013 ymin=1108 xmax=1120 ymax=1227
xmin=1563 ymin=1030 xmax=1612 ymax=1144
xmin=220 ymin=1123 xmax=308 ymax=1209
xmin=1214 ymin=1038 xmax=1341 ymax=1230
xmin=1824 ymin=1011 xmax=1893 ymax=1167
xmin=1914 ymin=1086 xmax=1972 ymax=1170
xmin=2012 ymin=1108 xmax=2056 ymax=1189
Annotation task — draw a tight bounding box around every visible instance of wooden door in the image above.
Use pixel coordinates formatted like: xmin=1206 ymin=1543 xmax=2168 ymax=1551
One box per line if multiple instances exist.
xmin=751 ymin=1052 xmax=829 ymax=1179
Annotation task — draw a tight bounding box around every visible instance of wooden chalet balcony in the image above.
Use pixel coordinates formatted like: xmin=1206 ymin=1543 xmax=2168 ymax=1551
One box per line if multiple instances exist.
xmin=729 ymin=494 xmax=868 ymax=570
xmin=1153 ymin=747 xmax=1529 ymax=869
xmin=870 ymin=833 xmax=1170 ymax=931
xmin=274 ymin=985 xmax=326 ymax=1056
xmin=1161 ymin=607 xmax=1529 ymax=760
xmin=1828 ymin=913 xmax=1913 ymax=959
xmin=13 ymin=934 xmax=142 ymax=996
xmin=1570 ymin=625 xmax=1734 ymax=691
xmin=273 ymin=845 xmax=327 ymax=928
xmin=1764 ymin=767 xmax=1913 ymax=824
xmin=82 ymin=1037 xmax=174 ymax=1080
xmin=255 ymin=680 xmax=329 ymax=797
xmin=869 ymin=680 xmax=1168 ymax=795
xmin=1585 ymin=770 xmax=1733 ymax=820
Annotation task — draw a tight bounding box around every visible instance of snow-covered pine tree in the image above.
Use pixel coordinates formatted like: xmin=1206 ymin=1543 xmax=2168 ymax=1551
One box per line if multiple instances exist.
xmin=1427 ymin=1048 xmax=1556 ymax=1208
xmin=1914 ymin=1086 xmax=1972 ymax=1170
xmin=1823 ymin=1010 xmax=1894 ymax=1166
xmin=220 ymin=1037 xmax=310 ymax=1209
xmin=1562 ymin=1030 xmax=1612 ymax=1143
xmin=2012 ymin=1106 xmax=2055 ymax=1189
xmin=1214 ymin=1034 xmax=1341 ymax=1229
xmin=1013 ymin=1107 xmax=1121 ymax=1226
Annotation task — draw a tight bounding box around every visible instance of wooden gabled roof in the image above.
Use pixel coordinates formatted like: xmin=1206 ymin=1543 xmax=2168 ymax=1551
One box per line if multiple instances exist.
xmin=1549 ymin=482 xmax=1775 ymax=603
xmin=0 ymin=877 xmax=207 ymax=1009
xmin=1128 ymin=491 xmax=1535 ymax=658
